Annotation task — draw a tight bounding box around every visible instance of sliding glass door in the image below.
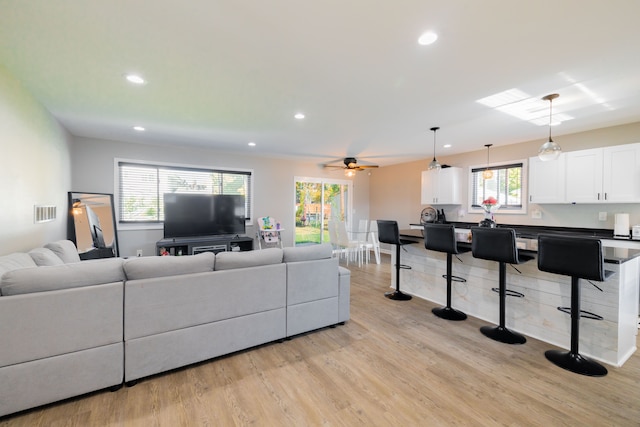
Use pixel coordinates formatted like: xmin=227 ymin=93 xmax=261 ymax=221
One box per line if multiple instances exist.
xmin=294 ymin=177 xmax=352 ymax=246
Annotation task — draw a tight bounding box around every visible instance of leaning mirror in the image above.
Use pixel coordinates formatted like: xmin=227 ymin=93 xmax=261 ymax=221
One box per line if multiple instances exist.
xmin=67 ymin=192 xmax=119 ymax=259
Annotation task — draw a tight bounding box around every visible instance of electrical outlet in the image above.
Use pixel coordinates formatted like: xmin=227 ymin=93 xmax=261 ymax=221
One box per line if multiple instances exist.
xmin=136 ymin=249 xmax=143 ymax=257
xmin=598 ymin=212 xmax=607 ymax=221
xmin=531 ymin=209 xmax=542 ymax=219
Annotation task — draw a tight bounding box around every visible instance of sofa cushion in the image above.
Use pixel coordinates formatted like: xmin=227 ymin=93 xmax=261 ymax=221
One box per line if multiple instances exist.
xmin=215 ymin=248 xmax=283 ymax=271
xmin=283 ymin=243 xmax=333 ymax=263
xmin=28 ymin=248 xmax=64 ymax=267
xmin=0 ymin=253 xmax=37 ymax=278
xmin=0 ymin=258 xmax=125 ymax=296
xmin=123 ymin=252 xmax=215 ymax=280
xmin=44 ymin=240 xmax=82 ymax=264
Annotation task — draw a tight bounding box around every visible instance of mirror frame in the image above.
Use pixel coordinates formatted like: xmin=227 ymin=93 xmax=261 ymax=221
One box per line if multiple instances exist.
xmin=67 ymin=192 xmax=119 ymax=259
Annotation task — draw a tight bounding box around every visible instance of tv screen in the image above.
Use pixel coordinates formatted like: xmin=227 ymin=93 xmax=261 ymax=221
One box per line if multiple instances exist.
xmin=163 ymin=193 xmax=246 ymax=238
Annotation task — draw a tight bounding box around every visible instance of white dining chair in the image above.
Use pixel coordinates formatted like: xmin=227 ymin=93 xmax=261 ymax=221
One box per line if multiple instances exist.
xmin=358 ymin=219 xmax=374 ymax=264
xmin=328 ymin=220 xmax=345 ymax=259
xmin=336 ymin=221 xmax=362 ymax=266
xmin=369 ymin=220 xmax=381 ymax=264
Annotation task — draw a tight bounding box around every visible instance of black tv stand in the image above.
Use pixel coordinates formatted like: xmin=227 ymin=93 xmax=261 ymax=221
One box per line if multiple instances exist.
xmin=156 ymin=235 xmax=253 ymax=256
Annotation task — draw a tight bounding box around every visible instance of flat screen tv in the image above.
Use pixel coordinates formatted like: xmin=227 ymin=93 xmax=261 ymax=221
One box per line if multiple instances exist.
xmin=163 ymin=193 xmax=246 ymax=238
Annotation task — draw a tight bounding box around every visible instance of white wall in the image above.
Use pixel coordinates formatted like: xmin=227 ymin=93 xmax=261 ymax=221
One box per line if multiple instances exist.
xmin=70 ymin=137 xmax=371 ymax=257
xmin=0 ymin=65 xmax=72 ymax=255
xmin=370 ymin=121 xmax=640 ymax=231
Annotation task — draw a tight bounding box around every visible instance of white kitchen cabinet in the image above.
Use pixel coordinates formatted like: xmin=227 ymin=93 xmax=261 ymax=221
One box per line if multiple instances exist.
xmin=566 ymin=143 xmax=640 ymax=203
xmin=602 ymin=143 xmax=640 ymax=202
xmin=565 ymin=148 xmax=603 ymax=203
xmin=528 ymin=153 xmax=566 ymax=203
xmin=421 ymin=167 xmax=463 ymax=205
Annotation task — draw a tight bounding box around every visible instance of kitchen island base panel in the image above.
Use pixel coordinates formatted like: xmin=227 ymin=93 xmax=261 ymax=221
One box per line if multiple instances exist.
xmin=389 ymin=243 xmax=639 ymax=367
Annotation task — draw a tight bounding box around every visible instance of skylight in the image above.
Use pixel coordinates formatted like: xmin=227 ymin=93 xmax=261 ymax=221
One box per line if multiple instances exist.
xmin=476 ymin=89 xmax=573 ymax=126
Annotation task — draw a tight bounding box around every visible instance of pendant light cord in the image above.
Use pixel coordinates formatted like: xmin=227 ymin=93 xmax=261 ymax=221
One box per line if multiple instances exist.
xmin=431 ymin=126 xmax=439 ymax=160
xmin=548 ymin=97 xmax=553 ymax=141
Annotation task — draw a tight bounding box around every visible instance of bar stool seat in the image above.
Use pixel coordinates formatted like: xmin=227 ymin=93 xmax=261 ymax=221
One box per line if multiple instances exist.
xmin=423 ymin=223 xmax=470 ymax=321
xmin=471 ymin=227 xmax=534 ymax=344
xmin=377 ymin=220 xmax=415 ymax=301
xmin=537 ymin=234 xmax=614 ymax=377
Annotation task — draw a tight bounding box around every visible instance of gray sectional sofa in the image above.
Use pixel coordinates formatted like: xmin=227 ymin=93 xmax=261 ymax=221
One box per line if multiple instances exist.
xmin=0 ymin=241 xmax=350 ymax=418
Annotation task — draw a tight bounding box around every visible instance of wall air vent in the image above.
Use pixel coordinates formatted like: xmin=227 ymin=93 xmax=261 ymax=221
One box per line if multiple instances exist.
xmin=34 ymin=205 xmax=57 ymax=223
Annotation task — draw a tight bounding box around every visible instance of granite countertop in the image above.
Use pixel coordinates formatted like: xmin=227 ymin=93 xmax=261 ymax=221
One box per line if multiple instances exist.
xmin=401 ymin=227 xmax=640 ymax=264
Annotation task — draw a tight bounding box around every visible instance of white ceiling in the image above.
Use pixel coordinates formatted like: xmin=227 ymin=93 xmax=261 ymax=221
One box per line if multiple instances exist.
xmin=1 ymin=0 xmax=640 ymax=167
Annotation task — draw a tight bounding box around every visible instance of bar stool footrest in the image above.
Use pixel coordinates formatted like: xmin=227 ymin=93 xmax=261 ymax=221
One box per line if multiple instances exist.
xmin=544 ymin=349 xmax=607 ymax=377
xmin=398 ymin=264 xmax=411 ymax=270
xmin=557 ymin=307 xmax=603 ymax=320
xmin=432 ymin=306 xmax=467 ymax=321
xmin=490 ymin=287 xmax=525 ymax=298
xmin=480 ymin=325 xmax=526 ymax=344
xmin=442 ymin=274 xmax=466 ymax=283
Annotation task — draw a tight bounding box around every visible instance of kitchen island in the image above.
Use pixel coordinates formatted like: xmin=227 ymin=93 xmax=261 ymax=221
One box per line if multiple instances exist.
xmin=392 ymin=228 xmax=640 ymax=367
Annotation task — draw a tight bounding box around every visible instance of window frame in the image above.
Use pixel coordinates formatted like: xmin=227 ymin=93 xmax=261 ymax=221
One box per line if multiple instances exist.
xmin=114 ymin=158 xmax=254 ymax=230
xmin=467 ymin=158 xmax=528 ymax=215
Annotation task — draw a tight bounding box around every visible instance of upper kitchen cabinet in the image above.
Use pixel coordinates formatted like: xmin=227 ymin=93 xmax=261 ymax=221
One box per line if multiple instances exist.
xmin=421 ymin=167 xmax=463 ymax=205
xmin=602 ymin=143 xmax=640 ymax=202
xmin=528 ymin=153 xmax=566 ymax=203
xmin=566 ymin=143 xmax=640 ymax=203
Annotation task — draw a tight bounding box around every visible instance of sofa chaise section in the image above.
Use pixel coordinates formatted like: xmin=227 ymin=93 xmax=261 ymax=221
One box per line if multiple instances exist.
xmin=284 ymin=244 xmax=350 ymax=337
xmin=0 ymin=257 xmax=125 ymax=418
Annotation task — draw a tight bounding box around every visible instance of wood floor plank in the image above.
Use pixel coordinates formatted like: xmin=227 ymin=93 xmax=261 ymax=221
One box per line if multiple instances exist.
xmin=1 ymin=254 xmax=639 ymax=426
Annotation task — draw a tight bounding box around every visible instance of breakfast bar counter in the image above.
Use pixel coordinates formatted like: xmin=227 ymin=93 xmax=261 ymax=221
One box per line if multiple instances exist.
xmin=391 ymin=228 xmax=640 ymax=367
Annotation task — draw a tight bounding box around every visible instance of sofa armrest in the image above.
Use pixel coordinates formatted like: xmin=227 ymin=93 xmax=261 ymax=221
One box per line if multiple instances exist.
xmin=338 ymin=266 xmax=351 ymax=322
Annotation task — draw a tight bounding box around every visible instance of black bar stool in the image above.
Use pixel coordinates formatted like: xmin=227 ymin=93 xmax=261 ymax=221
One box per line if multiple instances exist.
xmin=471 ymin=227 xmax=534 ymax=344
xmin=423 ymin=223 xmax=469 ymax=321
xmin=377 ymin=220 xmax=415 ymax=301
xmin=537 ymin=234 xmax=613 ymax=377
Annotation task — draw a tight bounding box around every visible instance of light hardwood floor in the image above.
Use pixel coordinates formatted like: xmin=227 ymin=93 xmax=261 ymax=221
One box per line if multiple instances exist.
xmin=2 ymin=254 xmax=639 ymax=426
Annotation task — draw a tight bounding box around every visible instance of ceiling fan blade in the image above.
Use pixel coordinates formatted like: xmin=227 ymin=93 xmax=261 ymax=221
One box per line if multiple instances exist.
xmin=356 ymin=165 xmax=379 ymax=169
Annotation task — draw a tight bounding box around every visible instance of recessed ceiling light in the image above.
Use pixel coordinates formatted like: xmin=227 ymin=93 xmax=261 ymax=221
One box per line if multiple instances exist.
xmin=248 ymin=141 xmax=256 ymax=147
xmin=294 ymin=113 xmax=305 ymax=120
xmin=133 ymin=126 xmax=145 ymax=131
xmin=444 ymin=144 xmax=452 ymax=148
xmin=125 ymin=74 xmax=146 ymax=85
xmin=418 ymin=31 xmax=438 ymax=46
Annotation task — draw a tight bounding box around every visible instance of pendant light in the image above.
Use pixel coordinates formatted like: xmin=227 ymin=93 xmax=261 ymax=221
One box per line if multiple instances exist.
xmin=538 ymin=93 xmax=562 ymax=161
xmin=482 ymin=144 xmax=493 ymax=179
xmin=428 ymin=126 xmax=441 ymax=170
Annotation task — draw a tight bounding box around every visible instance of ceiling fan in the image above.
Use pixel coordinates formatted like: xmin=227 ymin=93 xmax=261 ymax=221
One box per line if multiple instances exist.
xmin=323 ymin=157 xmax=379 ymax=175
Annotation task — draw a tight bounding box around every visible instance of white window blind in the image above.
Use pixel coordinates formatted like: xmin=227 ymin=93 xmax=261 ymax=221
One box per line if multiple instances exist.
xmin=118 ymin=161 xmax=252 ymax=223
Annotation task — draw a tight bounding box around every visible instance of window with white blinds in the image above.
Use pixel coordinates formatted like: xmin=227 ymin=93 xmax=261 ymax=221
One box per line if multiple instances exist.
xmin=470 ymin=162 xmax=524 ymax=211
xmin=118 ymin=161 xmax=253 ymax=223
